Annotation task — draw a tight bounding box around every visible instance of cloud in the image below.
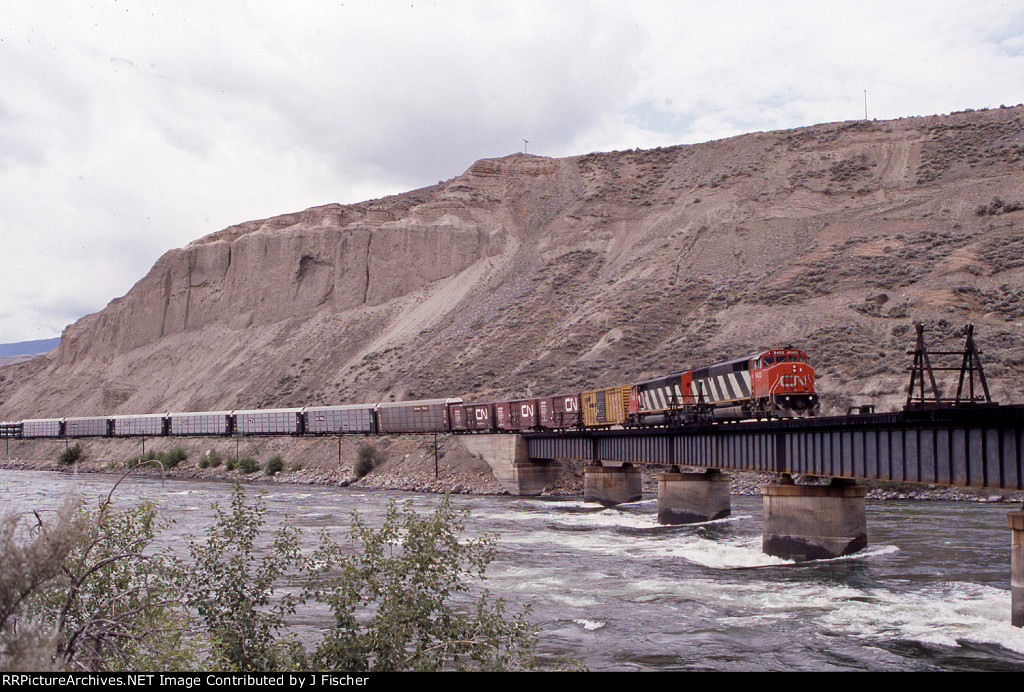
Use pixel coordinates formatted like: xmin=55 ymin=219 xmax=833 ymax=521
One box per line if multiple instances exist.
xmin=0 ymin=0 xmax=1022 ymax=342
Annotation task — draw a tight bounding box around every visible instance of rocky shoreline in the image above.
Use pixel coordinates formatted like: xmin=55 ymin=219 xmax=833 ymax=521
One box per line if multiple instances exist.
xmin=2 ymin=455 xmax=1022 ymax=506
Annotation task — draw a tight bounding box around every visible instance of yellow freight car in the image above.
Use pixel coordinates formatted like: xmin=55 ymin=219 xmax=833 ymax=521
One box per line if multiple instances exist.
xmin=581 ymin=385 xmax=630 ymax=427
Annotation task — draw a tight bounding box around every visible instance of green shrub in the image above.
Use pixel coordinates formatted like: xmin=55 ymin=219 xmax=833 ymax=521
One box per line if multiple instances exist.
xmin=185 ymin=485 xmax=542 ymax=671
xmin=303 ymin=494 xmax=540 ymax=671
xmin=264 ymin=454 xmax=284 ymax=476
xmin=1 ymin=496 xmax=193 ymax=671
xmin=127 ymin=450 xmax=159 ymax=469
xmin=225 ymin=456 xmax=238 ymax=472
xmin=57 ymin=444 xmax=83 ymax=466
xmin=2 ymin=483 xmax=549 ymax=672
xmin=237 ymin=456 xmax=260 ymax=474
xmin=200 ymin=450 xmax=222 ymax=469
xmin=161 ymin=447 xmax=188 ymax=470
xmin=288 ymin=460 xmax=304 ymax=472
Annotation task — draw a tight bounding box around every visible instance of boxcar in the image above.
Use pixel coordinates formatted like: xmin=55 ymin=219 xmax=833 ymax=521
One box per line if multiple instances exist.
xmin=465 ymin=403 xmax=496 ymax=432
xmin=169 ymin=411 xmax=233 ymax=436
xmin=581 ymin=385 xmax=630 ymax=427
xmin=376 ymin=398 xmax=463 ymax=433
xmin=450 ymin=403 xmax=496 ymax=433
xmin=234 ymin=408 xmax=304 ymax=435
xmin=113 ymin=414 xmax=167 ymax=437
xmin=538 ymin=393 xmax=581 ymax=430
xmin=65 ymin=416 xmax=111 ymax=438
xmin=303 ymin=405 xmax=377 ymax=435
xmin=495 ymin=399 xmax=539 ymax=431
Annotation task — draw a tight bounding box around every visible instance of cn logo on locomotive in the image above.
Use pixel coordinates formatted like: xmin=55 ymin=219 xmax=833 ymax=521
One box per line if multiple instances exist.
xmin=779 ymin=375 xmax=810 ymax=388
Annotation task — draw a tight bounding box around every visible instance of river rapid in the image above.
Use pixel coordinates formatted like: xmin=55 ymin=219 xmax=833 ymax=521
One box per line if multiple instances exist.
xmin=3 ymin=469 xmax=1024 ymax=672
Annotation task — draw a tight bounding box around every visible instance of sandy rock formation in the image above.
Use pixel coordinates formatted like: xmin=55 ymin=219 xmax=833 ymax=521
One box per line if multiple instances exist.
xmin=2 ymin=106 xmax=1024 ymax=441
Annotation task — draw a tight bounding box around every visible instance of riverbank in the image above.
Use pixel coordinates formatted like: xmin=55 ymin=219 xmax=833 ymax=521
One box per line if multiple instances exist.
xmin=2 ymin=450 xmax=1022 ymax=504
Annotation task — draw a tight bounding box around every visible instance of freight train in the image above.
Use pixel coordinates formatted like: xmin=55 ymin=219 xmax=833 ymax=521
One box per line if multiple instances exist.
xmin=0 ymin=347 xmax=818 ymax=440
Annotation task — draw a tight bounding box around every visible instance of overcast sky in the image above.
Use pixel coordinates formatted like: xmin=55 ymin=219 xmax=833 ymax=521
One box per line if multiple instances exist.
xmin=2 ymin=0 xmax=1022 ymax=343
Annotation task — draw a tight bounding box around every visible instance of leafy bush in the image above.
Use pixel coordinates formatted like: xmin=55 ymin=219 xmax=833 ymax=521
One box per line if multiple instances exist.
xmin=2 ymin=482 xmax=546 ymax=672
xmin=184 ymin=485 xmax=303 ymax=670
xmin=200 ymin=450 xmax=222 ymax=469
xmin=237 ymin=457 xmax=260 ymax=474
xmin=124 ymin=448 xmax=187 ymax=471
xmin=264 ymin=454 xmax=284 ymax=476
xmin=126 ymin=450 xmax=157 ymax=469
xmin=161 ymin=447 xmax=188 ymax=470
xmin=56 ymin=444 xmax=83 ymax=467
xmin=303 ymin=495 xmax=538 ymax=671
xmin=1 ymin=495 xmax=194 ymax=671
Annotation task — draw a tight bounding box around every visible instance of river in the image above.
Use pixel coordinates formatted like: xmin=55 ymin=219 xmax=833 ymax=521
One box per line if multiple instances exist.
xmin=3 ymin=469 xmax=1024 ymax=671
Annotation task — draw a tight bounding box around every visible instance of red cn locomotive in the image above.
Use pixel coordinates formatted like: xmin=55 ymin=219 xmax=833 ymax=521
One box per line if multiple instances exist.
xmin=628 ymin=347 xmax=819 ymax=426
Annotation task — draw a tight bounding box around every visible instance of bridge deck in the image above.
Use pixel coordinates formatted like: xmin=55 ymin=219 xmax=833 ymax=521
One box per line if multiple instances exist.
xmin=525 ymin=405 xmax=1024 ymax=490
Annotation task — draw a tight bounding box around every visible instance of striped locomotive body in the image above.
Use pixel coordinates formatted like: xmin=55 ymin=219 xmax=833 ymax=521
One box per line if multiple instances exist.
xmin=629 ymin=357 xmax=751 ymax=425
xmin=688 ymin=357 xmax=752 ymax=409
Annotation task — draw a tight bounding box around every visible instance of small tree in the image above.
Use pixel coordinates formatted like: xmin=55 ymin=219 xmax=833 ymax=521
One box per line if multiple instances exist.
xmin=237 ymin=456 xmax=261 ymax=475
xmin=264 ymin=454 xmax=284 ymax=476
xmin=57 ymin=444 xmax=83 ymax=467
xmin=183 ymin=485 xmax=304 ymax=671
xmin=4 ymin=482 xmax=547 ymax=672
xmin=2 ymin=488 xmax=194 ymax=671
xmin=0 ymin=500 xmax=82 ymax=671
xmin=304 ymin=495 xmax=538 ymax=671
xmin=161 ymin=447 xmax=188 ymax=470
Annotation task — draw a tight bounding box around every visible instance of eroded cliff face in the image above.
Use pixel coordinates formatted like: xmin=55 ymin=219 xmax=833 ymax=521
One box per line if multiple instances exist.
xmin=3 ymin=108 xmax=1024 ymax=421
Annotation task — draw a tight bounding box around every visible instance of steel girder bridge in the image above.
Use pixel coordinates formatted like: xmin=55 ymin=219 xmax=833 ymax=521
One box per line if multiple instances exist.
xmin=524 ymin=405 xmax=1024 ymax=491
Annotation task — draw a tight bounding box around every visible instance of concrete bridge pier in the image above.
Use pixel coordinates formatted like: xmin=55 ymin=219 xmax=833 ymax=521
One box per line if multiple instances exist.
xmin=458 ymin=434 xmax=561 ymax=496
xmin=1009 ymin=509 xmax=1024 ymax=627
xmin=657 ymin=468 xmax=731 ymax=524
xmin=762 ymin=476 xmax=867 ymax=561
xmin=584 ymin=463 xmax=642 ymax=506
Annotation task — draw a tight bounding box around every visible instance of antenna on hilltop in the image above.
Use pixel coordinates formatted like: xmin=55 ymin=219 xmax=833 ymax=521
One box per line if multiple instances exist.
xmin=523 ymin=139 xmax=529 ymax=154
xmin=864 ymin=90 xmax=868 ymax=120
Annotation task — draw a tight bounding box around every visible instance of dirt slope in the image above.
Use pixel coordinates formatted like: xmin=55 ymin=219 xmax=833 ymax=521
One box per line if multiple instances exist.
xmin=2 ymin=106 xmax=1023 ymax=434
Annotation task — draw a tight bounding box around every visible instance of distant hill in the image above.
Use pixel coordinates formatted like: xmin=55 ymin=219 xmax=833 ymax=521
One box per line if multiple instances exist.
xmin=1 ymin=106 xmax=1023 ymax=422
xmin=0 ymin=338 xmax=59 ymax=358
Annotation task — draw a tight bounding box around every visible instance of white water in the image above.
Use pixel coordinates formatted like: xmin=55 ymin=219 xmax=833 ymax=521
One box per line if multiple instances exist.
xmin=3 ymin=470 xmax=1023 ymax=670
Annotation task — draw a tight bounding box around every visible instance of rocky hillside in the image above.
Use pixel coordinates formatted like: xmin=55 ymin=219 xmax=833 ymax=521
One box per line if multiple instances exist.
xmin=2 ymin=106 xmax=1024 ymax=422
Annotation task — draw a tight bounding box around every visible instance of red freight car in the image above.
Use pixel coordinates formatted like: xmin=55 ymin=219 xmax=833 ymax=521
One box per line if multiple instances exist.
xmin=495 ymin=398 xmax=539 ymax=431
xmin=450 ymin=403 xmax=496 ymax=432
xmin=538 ymin=393 xmax=581 ymax=430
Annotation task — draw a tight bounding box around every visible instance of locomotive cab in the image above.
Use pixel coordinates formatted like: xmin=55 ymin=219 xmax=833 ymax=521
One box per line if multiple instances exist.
xmin=749 ymin=348 xmax=819 ymax=418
